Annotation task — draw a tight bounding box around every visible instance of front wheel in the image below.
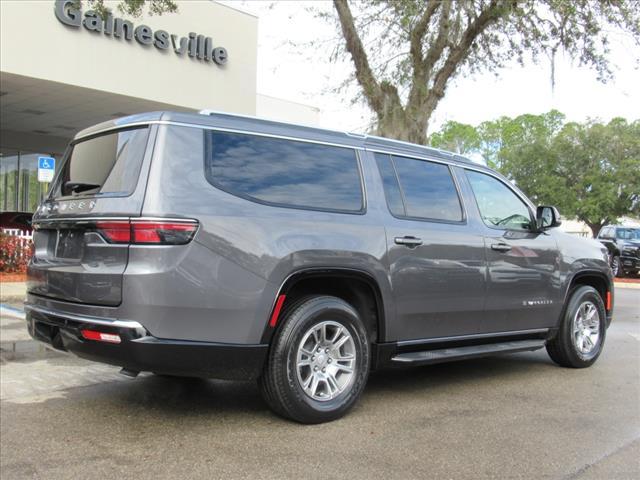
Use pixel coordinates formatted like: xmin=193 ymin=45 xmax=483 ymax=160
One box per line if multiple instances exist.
xmin=546 ymin=285 xmax=606 ymax=368
xmin=259 ymin=296 xmax=370 ymax=423
xmin=611 ymin=255 xmax=624 ymax=278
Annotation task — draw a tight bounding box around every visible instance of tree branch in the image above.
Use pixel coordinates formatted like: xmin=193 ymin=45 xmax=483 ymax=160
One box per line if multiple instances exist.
xmin=426 ymin=0 xmax=507 ymax=116
xmin=333 ymin=0 xmax=385 ymax=113
xmin=407 ymin=0 xmax=445 ymax=109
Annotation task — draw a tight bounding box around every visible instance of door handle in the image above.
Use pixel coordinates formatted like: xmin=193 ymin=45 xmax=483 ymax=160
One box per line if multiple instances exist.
xmin=394 ymin=236 xmax=423 ymax=247
xmin=491 ymin=243 xmax=512 ymax=252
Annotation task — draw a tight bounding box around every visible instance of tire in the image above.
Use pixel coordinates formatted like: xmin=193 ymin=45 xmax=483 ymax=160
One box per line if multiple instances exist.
xmin=546 ymin=286 xmax=606 ymax=368
xmin=258 ymin=295 xmax=370 ymax=424
xmin=611 ymin=255 xmax=624 ymax=278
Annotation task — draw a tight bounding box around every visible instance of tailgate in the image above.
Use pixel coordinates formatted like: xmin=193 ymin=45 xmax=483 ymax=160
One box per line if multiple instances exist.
xmin=27 ymin=124 xmax=155 ymax=306
xmin=28 ymin=220 xmax=129 ymax=306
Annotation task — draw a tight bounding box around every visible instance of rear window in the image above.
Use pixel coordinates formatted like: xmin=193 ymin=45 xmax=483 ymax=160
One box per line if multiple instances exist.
xmin=52 ymin=127 xmax=149 ymax=198
xmin=204 ymin=131 xmax=363 ymax=213
xmin=375 ymin=153 xmax=463 ymax=222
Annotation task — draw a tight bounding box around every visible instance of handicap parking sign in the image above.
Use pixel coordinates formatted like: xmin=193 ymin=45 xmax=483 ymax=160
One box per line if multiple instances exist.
xmin=37 ymin=156 xmax=55 ymax=182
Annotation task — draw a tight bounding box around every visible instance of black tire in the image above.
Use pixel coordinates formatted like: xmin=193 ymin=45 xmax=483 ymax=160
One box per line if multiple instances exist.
xmin=546 ymin=286 xmax=606 ymax=368
xmin=611 ymin=255 xmax=624 ymax=278
xmin=258 ymin=295 xmax=370 ymax=424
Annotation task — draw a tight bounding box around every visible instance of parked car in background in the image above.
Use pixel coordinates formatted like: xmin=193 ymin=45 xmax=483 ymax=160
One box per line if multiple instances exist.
xmin=0 ymin=211 xmax=33 ymax=232
xmin=597 ymin=226 xmax=640 ymax=277
xmin=26 ymin=111 xmax=614 ymax=423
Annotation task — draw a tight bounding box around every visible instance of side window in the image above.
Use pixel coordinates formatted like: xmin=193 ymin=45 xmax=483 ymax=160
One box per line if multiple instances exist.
xmin=599 ymin=227 xmax=611 ymax=239
xmin=374 ymin=153 xmax=405 ymax=216
xmin=466 ymin=170 xmax=533 ymax=231
xmin=391 ymin=155 xmax=463 ymax=222
xmin=204 ymin=131 xmax=363 ymax=212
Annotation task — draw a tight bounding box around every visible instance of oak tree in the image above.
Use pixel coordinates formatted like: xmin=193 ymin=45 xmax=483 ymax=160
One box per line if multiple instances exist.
xmin=329 ymin=0 xmax=640 ymax=144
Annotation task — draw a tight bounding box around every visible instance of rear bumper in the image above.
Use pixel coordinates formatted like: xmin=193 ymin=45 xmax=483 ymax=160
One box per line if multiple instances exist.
xmin=25 ymin=304 xmax=268 ymax=380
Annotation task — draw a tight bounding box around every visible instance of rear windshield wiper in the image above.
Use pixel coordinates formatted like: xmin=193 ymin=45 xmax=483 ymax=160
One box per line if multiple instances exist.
xmin=65 ymin=181 xmax=101 ymax=194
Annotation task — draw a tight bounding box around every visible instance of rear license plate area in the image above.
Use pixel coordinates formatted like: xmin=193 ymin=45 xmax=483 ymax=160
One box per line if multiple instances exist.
xmin=54 ymin=229 xmax=84 ymax=259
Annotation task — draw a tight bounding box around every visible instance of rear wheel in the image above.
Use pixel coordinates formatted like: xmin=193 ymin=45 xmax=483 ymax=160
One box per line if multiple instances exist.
xmin=259 ymin=296 xmax=370 ymax=424
xmin=546 ymin=286 xmax=606 ymax=368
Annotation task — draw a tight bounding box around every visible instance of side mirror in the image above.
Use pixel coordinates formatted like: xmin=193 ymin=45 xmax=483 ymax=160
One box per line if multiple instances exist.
xmin=536 ymin=205 xmax=562 ymax=230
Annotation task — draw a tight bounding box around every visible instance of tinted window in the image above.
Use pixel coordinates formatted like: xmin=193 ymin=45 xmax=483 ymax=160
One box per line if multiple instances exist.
xmin=391 ymin=156 xmax=463 ymax=221
xmin=205 ymin=131 xmax=363 ymax=212
xmin=466 ymin=170 xmax=532 ymax=231
xmin=53 ymin=127 xmax=149 ymax=198
xmin=616 ymin=228 xmax=640 ymax=240
xmin=374 ymin=153 xmax=404 ymax=216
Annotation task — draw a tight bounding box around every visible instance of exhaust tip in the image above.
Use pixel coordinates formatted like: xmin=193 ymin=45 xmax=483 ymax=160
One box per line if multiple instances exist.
xmin=119 ymin=368 xmax=140 ymax=378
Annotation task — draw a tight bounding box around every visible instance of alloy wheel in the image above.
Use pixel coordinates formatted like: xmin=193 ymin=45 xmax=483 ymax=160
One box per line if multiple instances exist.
xmin=295 ymin=321 xmax=356 ymax=402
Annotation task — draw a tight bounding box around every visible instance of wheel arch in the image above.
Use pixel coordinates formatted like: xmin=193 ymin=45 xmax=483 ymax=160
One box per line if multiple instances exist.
xmin=558 ymin=270 xmax=613 ymax=329
xmin=260 ymin=268 xmax=388 ymax=345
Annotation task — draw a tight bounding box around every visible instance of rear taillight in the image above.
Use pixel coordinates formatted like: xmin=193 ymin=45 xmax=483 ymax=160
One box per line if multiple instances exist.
xmin=95 ymin=219 xmax=198 ymax=245
xmin=96 ymin=222 xmax=131 ymax=243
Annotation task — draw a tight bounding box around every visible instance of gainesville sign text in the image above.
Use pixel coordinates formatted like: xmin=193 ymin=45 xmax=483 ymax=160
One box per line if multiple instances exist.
xmin=54 ymin=0 xmax=228 ymax=65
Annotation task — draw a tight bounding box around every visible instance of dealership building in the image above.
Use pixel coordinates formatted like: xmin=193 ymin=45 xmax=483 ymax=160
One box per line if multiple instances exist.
xmin=0 ymin=0 xmax=318 ymax=213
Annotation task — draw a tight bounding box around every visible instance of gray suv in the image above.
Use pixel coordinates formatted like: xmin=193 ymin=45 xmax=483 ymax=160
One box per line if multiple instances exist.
xmin=26 ymin=111 xmax=614 ymax=423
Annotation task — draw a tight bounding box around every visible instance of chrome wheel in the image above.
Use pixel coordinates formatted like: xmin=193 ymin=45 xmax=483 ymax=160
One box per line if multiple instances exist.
xmin=295 ymin=321 xmax=356 ymax=402
xmin=572 ymin=301 xmax=601 ymax=355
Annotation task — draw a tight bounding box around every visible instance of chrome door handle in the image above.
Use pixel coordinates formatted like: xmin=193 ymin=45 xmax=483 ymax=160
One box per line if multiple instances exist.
xmin=491 ymin=243 xmax=512 ymax=252
xmin=394 ymin=236 xmax=423 ymax=247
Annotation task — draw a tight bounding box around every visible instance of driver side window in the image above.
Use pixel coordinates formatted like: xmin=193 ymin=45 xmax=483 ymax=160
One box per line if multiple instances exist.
xmin=466 ymin=170 xmax=533 ymax=231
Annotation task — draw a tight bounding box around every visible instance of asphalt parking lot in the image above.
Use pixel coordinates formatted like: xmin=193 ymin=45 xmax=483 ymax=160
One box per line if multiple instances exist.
xmin=1 ymin=288 xmax=638 ymax=480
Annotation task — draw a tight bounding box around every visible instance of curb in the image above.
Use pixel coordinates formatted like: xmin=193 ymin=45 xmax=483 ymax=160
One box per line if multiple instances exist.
xmin=614 ymin=282 xmax=640 ymax=290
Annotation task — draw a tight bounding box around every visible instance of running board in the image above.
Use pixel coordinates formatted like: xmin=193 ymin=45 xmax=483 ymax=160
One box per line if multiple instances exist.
xmin=390 ymin=339 xmax=546 ymax=366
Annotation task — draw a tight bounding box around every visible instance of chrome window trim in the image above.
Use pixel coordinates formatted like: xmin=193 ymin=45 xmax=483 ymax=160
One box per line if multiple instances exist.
xmin=75 ymin=120 xmax=367 ymax=151
xmin=32 ymin=216 xmax=198 ymax=226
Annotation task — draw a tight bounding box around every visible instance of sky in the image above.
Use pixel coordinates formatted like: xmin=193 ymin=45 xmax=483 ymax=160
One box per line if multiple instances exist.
xmin=225 ymin=1 xmax=640 ymax=134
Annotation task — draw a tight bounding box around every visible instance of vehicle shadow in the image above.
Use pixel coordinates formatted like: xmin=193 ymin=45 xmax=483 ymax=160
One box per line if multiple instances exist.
xmin=99 ymin=350 xmax=556 ymax=419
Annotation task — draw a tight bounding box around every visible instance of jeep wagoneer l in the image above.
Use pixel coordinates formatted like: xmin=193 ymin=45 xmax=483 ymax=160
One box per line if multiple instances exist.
xmin=26 ymin=111 xmax=614 ymax=423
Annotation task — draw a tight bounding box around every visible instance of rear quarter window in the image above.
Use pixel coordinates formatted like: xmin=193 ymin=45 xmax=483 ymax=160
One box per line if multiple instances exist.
xmin=204 ymin=131 xmax=364 ymax=213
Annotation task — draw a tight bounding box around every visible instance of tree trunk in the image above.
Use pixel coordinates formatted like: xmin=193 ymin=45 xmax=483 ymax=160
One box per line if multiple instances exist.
xmin=585 ymin=221 xmax=605 ymax=239
xmin=375 ymin=106 xmax=429 ymax=145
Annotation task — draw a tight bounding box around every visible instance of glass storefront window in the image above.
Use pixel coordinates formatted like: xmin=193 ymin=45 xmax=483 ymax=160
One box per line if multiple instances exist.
xmin=0 ymin=150 xmax=57 ymax=213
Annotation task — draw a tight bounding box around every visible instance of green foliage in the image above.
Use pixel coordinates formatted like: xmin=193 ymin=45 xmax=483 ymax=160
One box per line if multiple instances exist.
xmin=78 ymin=0 xmax=178 ymax=19
xmin=429 ymin=112 xmax=640 ymax=236
xmin=429 ymin=121 xmax=480 ymax=154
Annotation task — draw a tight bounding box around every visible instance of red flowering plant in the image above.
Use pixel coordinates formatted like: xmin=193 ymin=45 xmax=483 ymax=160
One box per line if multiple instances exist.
xmin=0 ymin=232 xmax=34 ymax=273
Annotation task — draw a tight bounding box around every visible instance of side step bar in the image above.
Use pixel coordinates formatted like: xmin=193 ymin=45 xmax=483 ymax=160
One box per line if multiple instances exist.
xmin=390 ymin=339 xmax=546 ymax=366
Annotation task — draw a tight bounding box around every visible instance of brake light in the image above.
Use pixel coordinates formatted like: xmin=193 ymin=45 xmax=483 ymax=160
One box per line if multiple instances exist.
xmin=132 ymin=222 xmax=198 ymax=244
xmin=95 ymin=222 xmax=131 ymax=243
xmin=81 ymin=329 xmax=121 ymax=344
xmin=95 ymin=219 xmax=198 ymax=245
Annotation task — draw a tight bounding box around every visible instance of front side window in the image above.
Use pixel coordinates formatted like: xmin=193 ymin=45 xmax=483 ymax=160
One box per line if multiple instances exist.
xmin=466 ymin=170 xmax=533 ymax=231
xmin=204 ymin=131 xmax=363 ymax=213
xmin=52 ymin=127 xmax=149 ymax=198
